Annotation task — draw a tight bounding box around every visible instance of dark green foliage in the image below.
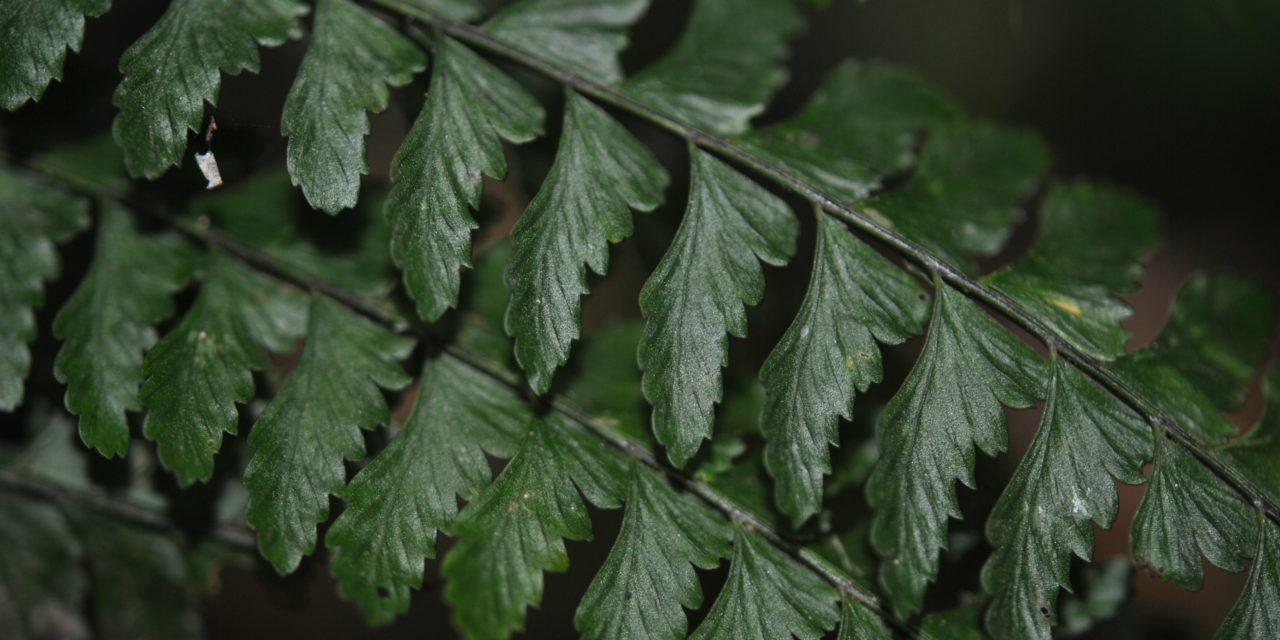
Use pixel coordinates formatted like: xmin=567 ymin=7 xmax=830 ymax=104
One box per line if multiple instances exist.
xmin=689 ymin=526 xmax=838 ymax=639
xmin=112 ymin=0 xmax=307 ymax=178
xmin=0 ymin=168 xmax=89 ymax=410
xmin=760 ymin=212 xmax=928 ymax=525
xmin=639 ymin=150 xmax=797 ymax=467
xmin=442 ymin=415 xmax=627 ymax=639
xmin=52 ymin=205 xmax=198 ymax=457
xmin=141 ymin=253 xmax=307 ymax=485
xmin=0 ymin=0 xmax=111 ymax=110
xmin=873 ymin=122 xmax=1050 ymax=273
xmin=2 ymin=0 xmax=1278 ymax=638
xmin=282 ymin=0 xmax=424 ymax=212
xmin=1225 ymin=368 xmax=1280 ymax=498
xmin=621 ymin=0 xmax=803 ymax=134
xmin=1215 ymin=518 xmax=1280 ymax=640
xmin=327 ymin=355 xmax=531 ymax=623
xmin=981 ymin=358 xmax=1150 ymax=640
xmin=388 ymin=35 xmax=544 ymax=321
xmin=505 ymin=93 xmax=667 ymax=393
xmin=243 ymin=294 xmax=413 ymax=573
xmin=735 ymin=61 xmax=960 ymax=203
xmin=1131 ymin=436 xmax=1255 ymax=590
xmin=0 ymin=497 xmax=88 ymax=640
xmin=575 ymin=466 xmax=731 ymax=640
xmin=483 ymin=0 xmax=649 ymax=84
xmin=988 ymin=183 xmax=1159 ymax=360
xmin=866 ymin=282 xmax=1045 ymax=617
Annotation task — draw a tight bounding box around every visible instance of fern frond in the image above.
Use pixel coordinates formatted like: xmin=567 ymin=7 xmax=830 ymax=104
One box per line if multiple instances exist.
xmin=506 ymin=92 xmax=667 ymax=393
xmin=282 ymin=0 xmax=424 ymax=212
xmin=619 ymin=0 xmax=803 ymax=134
xmin=388 ymin=35 xmax=544 ymax=321
xmin=760 ymin=211 xmax=928 ymax=525
xmin=52 ymin=204 xmax=198 ymax=457
xmin=575 ymin=465 xmax=731 ymax=640
xmin=639 ymin=149 xmax=797 ymax=467
xmin=112 ymin=0 xmax=307 ymax=178
xmin=987 ymin=183 xmax=1159 ymax=360
xmin=0 ymin=0 xmax=111 ymax=110
xmin=482 ymin=0 xmax=649 ymax=85
xmin=442 ymin=414 xmax=627 ymax=639
xmin=0 ymin=168 xmax=89 ymax=410
xmin=980 ymin=357 xmax=1150 ymax=639
xmin=326 ymin=355 xmax=530 ymax=623
xmin=689 ymin=525 xmax=838 ymax=640
xmin=4 ymin=1 xmax=1280 ymax=638
xmin=243 ymin=294 xmax=414 ymax=573
xmin=866 ymin=281 xmax=1045 ymax=617
xmin=140 ymin=252 xmax=307 ymax=486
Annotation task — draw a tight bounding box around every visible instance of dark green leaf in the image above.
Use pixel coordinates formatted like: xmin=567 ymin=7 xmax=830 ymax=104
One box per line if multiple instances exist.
xmin=443 ymin=414 xmax=626 ymax=639
xmin=0 ymin=496 xmax=89 ymax=640
xmin=3 ymin=402 xmax=92 ymax=491
xmin=282 ymin=0 xmax=424 ymax=212
xmin=243 ymin=294 xmax=413 ymax=573
xmin=0 ymin=0 xmax=111 ymax=110
xmin=988 ymin=182 xmax=1159 ymax=360
xmin=74 ymin=514 xmax=203 ymax=640
xmin=1148 ymin=273 xmax=1276 ymax=412
xmin=920 ymin=603 xmax=985 ymax=640
xmin=483 ymin=0 xmax=650 ymax=84
xmin=1215 ymin=517 xmax=1280 ymax=640
xmin=327 ymin=355 xmax=531 ymax=624
xmin=620 ymin=0 xmax=803 ymax=134
xmin=760 ymin=212 xmax=929 ymax=525
xmin=561 ymin=321 xmax=651 ymax=445
xmin=388 ymin=35 xmax=543 ymax=321
xmin=866 ymin=282 xmax=1045 ymax=617
xmin=576 ymin=465 xmax=731 ymax=640
xmin=112 ymin=0 xmax=306 ymax=178
xmin=1224 ymin=367 xmax=1280 ymax=499
xmin=639 ymin=149 xmax=797 ymax=467
xmin=981 ymin=357 xmax=1150 ymax=640
xmin=688 ymin=526 xmax=838 ymax=640
xmin=506 ymin=92 xmax=667 ymax=393
xmin=838 ymin=596 xmax=892 ymax=640
xmin=1131 ymin=435 xmax=1254 ymax=590
xmin=872 ymin=122 xmax=1049 ymax=274
xmin=0 ymin=168 xmax=89 ymax=411
xmin=1112 ymin=273 xmax=1274 ymax=445
xmin=140 ymin=252 xmax=307 ymax=486
xmin=1112 ymin=353 xmax=1236 ymax=444
xmin=735 ymin=61 xmax=960 ymax=203
xmin=52 ymin=204 xmax=198 ymax=457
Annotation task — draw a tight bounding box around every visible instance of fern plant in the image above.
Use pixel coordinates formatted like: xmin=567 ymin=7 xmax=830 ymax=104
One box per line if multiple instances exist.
xmin=1 ymin=0 xmax=1277 ymax=638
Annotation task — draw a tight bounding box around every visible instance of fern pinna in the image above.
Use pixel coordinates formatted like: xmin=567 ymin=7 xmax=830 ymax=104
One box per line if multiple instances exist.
xmin=1 ymin=0 xmax=1278 ymax=638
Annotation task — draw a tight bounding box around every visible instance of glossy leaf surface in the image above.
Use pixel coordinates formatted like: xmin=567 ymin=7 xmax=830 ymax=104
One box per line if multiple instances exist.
xmin=639 ymin=149 xmax=797 ymax=467
xmin=505 ymin=92 xmax=667 ymax=393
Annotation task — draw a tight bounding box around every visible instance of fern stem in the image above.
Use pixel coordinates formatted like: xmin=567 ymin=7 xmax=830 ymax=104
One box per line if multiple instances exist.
xmin=364 ymin=0 xmax=1280 ymax=527
xmin=0 ymin=468 xmax=258 ymax=552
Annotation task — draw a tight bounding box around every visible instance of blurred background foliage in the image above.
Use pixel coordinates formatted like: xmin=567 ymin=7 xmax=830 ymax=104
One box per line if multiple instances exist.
xmin=3 ymin=0 xmax=1278 ymax=637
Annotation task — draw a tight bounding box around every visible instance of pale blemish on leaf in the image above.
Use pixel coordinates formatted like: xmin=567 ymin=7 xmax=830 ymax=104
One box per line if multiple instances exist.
xmin=1046 ymin=297 xmax=1083 ymax=316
